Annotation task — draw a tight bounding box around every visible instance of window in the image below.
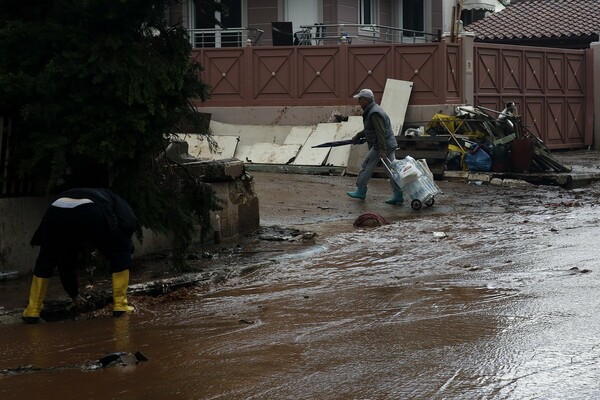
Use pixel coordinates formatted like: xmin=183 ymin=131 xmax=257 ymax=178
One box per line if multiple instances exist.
xmin=190 ymin=0 xmax=243 ymax=47
xmin=360 ymin=0 xmax=376 ymax=25
xmin=403 ymin=0 xmax=424 ymax=37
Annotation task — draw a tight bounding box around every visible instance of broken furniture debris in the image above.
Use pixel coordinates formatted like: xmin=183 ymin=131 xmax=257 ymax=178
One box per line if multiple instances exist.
xmin=402 ymin=103 xmax=571 ymax=175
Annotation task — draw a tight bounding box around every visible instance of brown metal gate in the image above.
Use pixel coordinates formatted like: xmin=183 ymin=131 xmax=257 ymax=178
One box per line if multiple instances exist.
xmin=473 ymin=43 xmax=592 ymax=149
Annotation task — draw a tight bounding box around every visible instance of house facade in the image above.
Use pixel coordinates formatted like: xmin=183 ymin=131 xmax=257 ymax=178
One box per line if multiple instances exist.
xmin=170 ymin=0 xmax=594 ymax=154
xmin=168 ymin=0 xmax=504 ymax=47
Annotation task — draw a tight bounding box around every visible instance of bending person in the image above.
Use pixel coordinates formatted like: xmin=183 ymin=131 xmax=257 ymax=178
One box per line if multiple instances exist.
xmin=22 ymin=188 xmax=140 ymax=323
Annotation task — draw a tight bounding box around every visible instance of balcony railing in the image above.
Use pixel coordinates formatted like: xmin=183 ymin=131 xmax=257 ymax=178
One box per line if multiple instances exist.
xmin=188 ymin=27 xmax=264 ymax=48
xmin=188 ymin=24 xmax=440 ymax=48
xmin=297 ymin=24 xmax=442 ymax=45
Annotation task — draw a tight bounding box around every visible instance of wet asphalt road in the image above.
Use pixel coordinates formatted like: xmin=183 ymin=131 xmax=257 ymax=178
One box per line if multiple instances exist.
xmin=2 ymin=166 xmax=600 ymax=399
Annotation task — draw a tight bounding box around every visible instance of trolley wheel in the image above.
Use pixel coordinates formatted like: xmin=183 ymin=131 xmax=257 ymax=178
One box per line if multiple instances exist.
xmin=411 ymin=199 xmax=422 ymax=210
xmin=425 ymin=198 xmax=435 ymax=207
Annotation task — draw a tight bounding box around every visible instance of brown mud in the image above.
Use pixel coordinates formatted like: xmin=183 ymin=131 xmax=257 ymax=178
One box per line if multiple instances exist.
xmin=1 ymin=150 xmax=600 ymax=399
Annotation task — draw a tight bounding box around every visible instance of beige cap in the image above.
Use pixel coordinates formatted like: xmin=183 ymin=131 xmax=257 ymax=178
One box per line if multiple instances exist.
xmin=353 ymin=88 xmax=374 ymax=99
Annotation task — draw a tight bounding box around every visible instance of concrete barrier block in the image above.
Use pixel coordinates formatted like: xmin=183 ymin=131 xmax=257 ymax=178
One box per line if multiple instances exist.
xmin=183 ymin=158 xmax=245 ymax=181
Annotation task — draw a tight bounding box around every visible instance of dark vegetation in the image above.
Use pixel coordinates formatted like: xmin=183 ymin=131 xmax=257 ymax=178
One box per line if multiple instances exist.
xmin=0 ymin=0 xmax=227 ymax=269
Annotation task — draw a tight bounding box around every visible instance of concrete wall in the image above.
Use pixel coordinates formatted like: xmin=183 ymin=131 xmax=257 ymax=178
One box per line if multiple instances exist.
xmin=200 ymin=105 xmax=362 ymax=126
xmin=184 ymin=159 xmax=260 ymax=241
xmin=0 ymin=196 xmax=50 ymax=275
xmin=200 ymin=103 xmax=456 ymax=132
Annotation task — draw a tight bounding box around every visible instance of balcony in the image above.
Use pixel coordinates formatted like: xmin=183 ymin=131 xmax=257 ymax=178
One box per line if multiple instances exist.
xmin=296 ymin=24 xmax=442 ymax=46
xmin=188 ymin=27 xmax=264 ymax=48
xmin=188 ymin=24 xmax=440 ymax=48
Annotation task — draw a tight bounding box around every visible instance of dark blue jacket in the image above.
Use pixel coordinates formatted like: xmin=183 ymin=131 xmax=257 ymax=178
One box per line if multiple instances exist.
xmin=31 ymin=188 xmax=139 ymax=245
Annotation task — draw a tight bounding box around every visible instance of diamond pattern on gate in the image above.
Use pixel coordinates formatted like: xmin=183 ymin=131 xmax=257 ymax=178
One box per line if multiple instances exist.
xmin=254 ymin=50 xmax=294 ymax=97
xmin=476 ymin=50 xmax=499 ymax=93
xmin=349 ymin=49 xmax=389 ymax=97
xmin=567 ymin=55 xmax=585 ymax=95
xmin=206 ymin=51 xmax=244 ymax=96
xmin=298 ymin=49 xmax=339 ymax=97
xmin=524 ymin=53 xmax=543 ymax=93
xmin=546 ymin=55 xmax=564 ymax=93
xmin=446 ymin=47 xmax=459 ymax=96
xmin=400 ymin=51 xmax=436 ymax=93
xmin=502 ymin=51 xmax=521 ymax=92
xmin=546 ymin=100 xmax=565 ymax=143
xmin=566 ymin=100 xmax=584 ymax=142
xmin=524 ymin=99 xmax=544 ymax=140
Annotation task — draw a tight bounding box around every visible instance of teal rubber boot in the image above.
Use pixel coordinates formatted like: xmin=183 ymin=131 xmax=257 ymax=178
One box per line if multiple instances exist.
xmin=347 ymin=187 xmax=367 ymax=200
xmin=385 ymin=191 xmax=404 ymax=205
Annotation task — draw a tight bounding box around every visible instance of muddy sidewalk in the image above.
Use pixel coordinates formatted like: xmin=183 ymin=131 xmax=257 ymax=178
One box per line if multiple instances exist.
xmin=0 ymin=149 xmax=599 ymax=324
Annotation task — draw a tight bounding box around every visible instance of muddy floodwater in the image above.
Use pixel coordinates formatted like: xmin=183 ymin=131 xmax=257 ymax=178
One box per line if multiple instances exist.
xmin=2 ymin=173 xmax=600 ymax=399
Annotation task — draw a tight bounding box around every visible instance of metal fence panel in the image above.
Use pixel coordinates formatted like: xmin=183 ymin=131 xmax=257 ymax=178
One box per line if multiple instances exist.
xmin=192 ymin=42 xmax=460 ymax=107
xmin=474 ymin=43 xmax=589 ymax=149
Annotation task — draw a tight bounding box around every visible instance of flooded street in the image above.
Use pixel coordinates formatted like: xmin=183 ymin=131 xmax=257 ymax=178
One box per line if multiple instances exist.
xmin=2 ymin=172 xmax=600 ymax=399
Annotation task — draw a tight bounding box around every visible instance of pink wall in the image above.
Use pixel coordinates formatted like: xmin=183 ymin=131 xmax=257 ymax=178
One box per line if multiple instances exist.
xmin=337 ymin=0 xmax=359 ymax=24
xmin=247 ymin=0 xmax=279 ymax=45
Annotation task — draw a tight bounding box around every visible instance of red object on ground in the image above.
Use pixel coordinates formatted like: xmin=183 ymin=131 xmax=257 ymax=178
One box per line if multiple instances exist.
xmin=510 ymin=138 xmax=534 ymax=172
xmin=353 ymin=212 xmax=388 ymax=227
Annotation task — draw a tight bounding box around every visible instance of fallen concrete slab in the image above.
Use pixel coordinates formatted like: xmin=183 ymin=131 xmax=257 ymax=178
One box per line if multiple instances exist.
xmin=180 ymin=134 xmax=239 ymax=159
xmin=236 ymin=143 xmax=301 ymax=164
xmin=284 ymin=126 xmax=316 ymax=145
xmin=210 ymin=120 xmax=293 ymax=145
xmin=190 ymin=79 xmax=413 ymax=170
xmin=325 ymin=116 xmax=363 ymax=167
xmin=294 ymin=118 xmax=361 ymax=166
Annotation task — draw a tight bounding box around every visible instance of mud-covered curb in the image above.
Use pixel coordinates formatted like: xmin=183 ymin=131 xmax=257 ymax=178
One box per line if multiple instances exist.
xmin=444 ymin=170 xmax=600 ymax=189
xmin=0 ymin=262 xmax=274 ymax=325
xmin=0 ymin=226 xmax=314 ymax=325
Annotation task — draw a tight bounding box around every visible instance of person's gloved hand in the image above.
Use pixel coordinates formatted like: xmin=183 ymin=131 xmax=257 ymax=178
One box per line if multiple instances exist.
xmin=379 ymin=150 xmax=387 ymax=160
xmin=351 ymin=136 xmax=361 ymax=145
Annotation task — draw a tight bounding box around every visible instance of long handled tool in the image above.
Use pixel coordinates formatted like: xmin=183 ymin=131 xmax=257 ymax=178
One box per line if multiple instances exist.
xmin=311 ymin=137 xmax=366 ymax=148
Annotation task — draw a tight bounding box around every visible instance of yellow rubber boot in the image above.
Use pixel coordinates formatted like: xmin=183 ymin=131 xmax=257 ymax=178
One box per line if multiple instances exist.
xmin=22 ymin=276 xmax=50 ymax=324
xmin=112 ymin=270 xmax=134 ymax=317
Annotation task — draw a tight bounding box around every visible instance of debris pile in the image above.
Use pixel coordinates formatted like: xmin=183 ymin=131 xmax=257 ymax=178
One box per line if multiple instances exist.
xmin=415 ymin=103 xmax=572 ymax=174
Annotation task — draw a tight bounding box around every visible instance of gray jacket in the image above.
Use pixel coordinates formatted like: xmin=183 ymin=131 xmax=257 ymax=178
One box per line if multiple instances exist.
xmin=361 ymin=102 xmax=397 ymax=151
